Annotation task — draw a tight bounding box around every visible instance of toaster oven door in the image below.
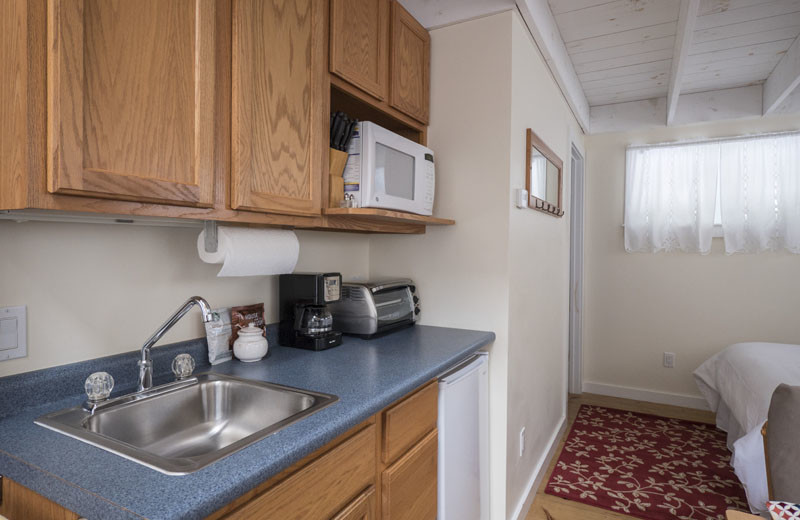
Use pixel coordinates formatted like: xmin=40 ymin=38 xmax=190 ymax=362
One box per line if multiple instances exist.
xmin=373 ymin=287 xmax=415 ymax=330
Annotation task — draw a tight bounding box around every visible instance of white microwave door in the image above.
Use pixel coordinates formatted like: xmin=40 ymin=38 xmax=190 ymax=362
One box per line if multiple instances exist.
xmin=375 ymin=143 xmax=415 ymax=199
xmin=362 ymin=124 xmax=432 ymax=215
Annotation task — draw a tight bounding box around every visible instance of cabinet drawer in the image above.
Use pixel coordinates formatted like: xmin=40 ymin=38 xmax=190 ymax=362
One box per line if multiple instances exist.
xmin=382 ymin=381 xmax=437 ymax=465
xmin=223 ymin=424 xmax=376 ymax=520
xmin=381 ymin=429 xmax=438 ymax=520
xmin=332 ymin=486 xmax=377 ymax=520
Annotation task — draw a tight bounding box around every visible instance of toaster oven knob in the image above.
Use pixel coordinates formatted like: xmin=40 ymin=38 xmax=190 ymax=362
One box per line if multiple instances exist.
xmin=414 ymin=307 xmax=421 ymax=315
xmin=410 ymin=285 xmax=416 ymax=293
xmin=413 ymin=296 xmax=419 ymax=304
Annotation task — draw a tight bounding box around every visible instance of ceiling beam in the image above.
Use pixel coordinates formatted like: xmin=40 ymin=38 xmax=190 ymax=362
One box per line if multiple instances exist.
xmin=666 ymin=0 xmax=699 ymax=126
xmin=591 ymin=85 xmax=763 ymax=134
xmin=763 ymin=35 xmax=800 ymax=115
xmin=515 ymin=0 xmax=591 ymax=133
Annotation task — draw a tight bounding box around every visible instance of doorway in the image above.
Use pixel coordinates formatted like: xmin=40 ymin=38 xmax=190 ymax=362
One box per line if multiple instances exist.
xmin=568 ymin=144 xmax=585 ymax=395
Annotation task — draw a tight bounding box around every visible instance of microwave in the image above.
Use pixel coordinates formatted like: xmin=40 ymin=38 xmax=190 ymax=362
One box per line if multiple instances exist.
xmin=343 ymin=121 xmax=435 ymax=215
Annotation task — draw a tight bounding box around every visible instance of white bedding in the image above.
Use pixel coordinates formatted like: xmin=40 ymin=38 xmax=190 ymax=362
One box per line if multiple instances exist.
xmin=694 ymin=342 xmax=800 ymax=513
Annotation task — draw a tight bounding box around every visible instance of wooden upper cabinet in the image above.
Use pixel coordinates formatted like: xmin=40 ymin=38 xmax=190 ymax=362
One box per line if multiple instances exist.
xmin=330 ymin=0 xmax=389 ymax=101
xmin=389 ymin=1 xmax=430 ymax=125
xmin=231 ymin=0 xmax=326 ymax=216
xmin=0 ymin=0 xmax=29 ymax=210
xmin=47 ymin=0 xmax=216 ymax=207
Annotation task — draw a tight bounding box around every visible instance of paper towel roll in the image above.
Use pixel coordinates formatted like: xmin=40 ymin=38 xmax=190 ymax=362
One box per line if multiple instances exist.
xmin=197 ymin=227 xmax=299 ymax=277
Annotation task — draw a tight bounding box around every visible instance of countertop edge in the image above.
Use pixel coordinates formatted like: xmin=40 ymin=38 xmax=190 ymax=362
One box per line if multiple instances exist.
xmin=0 ymin=450 xmax=144 ymax=520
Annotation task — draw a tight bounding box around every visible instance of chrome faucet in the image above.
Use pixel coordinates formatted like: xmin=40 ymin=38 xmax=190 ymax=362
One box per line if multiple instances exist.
xmin=137 ymin=296 xmax=213 ymax=392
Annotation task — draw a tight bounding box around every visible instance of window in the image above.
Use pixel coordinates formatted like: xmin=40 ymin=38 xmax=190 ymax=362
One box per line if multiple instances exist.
xmin=625 ymin=131 xmax=800 ymax=254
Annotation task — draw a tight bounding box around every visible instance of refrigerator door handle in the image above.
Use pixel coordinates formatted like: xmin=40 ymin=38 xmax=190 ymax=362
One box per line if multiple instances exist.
xmin=438 ymin=352 xmax=488 ymax=384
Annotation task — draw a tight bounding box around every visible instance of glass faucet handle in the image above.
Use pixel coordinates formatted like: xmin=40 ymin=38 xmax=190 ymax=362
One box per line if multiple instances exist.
xmin=172 ymin=353 xmax=195 ymax=380
xmin=85 ymin=372 xmax=114 ymax=402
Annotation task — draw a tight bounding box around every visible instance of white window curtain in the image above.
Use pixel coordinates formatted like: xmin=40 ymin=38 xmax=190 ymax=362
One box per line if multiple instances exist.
xmin=625 ymin=143 xmax=720 ymax=253
xmin=719 ymin=133 xmax=800 ymax=254
xmin=530 ymin=155 xmax=547 ymax=200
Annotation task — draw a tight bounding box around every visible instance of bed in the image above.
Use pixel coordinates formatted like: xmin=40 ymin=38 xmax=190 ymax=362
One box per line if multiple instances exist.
xmin=694 ymin=342 xmax=800 ymax=514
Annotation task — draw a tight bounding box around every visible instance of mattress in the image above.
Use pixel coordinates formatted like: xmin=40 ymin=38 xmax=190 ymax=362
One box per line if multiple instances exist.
xmin=694 ymin=342 xmax=800 ymax=513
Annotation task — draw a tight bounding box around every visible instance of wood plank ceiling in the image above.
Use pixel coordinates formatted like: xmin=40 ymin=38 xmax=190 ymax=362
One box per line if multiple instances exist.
xmin=550 ymin=0 xmax=800 ymax=106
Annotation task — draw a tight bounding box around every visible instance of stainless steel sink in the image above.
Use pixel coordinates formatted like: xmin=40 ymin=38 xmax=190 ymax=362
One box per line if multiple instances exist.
xmin=35 ymin=373 xmax=337 ymax=475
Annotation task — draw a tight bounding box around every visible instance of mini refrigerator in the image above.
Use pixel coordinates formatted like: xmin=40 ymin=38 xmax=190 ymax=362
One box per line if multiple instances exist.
xmin=437 ymin=352 xmax=489 ymax=520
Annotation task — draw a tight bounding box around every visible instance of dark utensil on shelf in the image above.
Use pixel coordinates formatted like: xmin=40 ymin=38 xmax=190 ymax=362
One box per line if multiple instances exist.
xmin=330 ymin=111 xmax=358 ymax=151
xmin=330 ymin=112 xmax=346 ymax=150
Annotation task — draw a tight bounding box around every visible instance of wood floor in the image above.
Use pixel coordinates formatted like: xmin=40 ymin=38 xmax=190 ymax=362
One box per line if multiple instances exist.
xmin=524 ymin=393 xmax=717 ymax=520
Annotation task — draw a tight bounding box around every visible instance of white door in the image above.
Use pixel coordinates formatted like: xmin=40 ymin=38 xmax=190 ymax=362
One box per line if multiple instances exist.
xmin=568 ymin=144 xmax=585 ymax=395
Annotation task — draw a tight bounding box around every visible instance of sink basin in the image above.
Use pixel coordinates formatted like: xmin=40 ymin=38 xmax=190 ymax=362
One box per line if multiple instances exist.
xmin=35 ymin=373 xmax=337 ymax=475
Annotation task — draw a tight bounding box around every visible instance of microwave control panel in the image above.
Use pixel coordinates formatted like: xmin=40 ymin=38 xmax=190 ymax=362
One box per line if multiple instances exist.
xmin=423 ymin=154 xmax=435 ymax=210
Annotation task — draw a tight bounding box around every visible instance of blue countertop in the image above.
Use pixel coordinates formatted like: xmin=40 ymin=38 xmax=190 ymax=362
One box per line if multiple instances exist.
xmin=0 ymin=325 xmax=494 ymax=520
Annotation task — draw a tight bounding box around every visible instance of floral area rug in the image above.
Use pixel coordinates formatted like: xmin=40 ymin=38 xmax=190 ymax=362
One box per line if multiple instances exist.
xmin=545 ymin=405 xmax=749 ymax=520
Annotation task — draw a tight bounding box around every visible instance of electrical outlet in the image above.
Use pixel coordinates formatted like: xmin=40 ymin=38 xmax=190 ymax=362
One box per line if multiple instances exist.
xmin=663 ymin=352 xmax=676 ymax=368
xmin=519 ymin=427 xmax=526 ymax=457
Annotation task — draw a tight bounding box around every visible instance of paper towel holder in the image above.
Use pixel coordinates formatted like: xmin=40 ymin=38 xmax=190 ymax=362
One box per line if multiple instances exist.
xmin=204 ymin=221 xmax=218 ymax=253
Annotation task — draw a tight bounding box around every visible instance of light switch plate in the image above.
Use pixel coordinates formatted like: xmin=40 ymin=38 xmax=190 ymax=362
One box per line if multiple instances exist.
xmin=514 ymin=188 xmax=529 ymax=209
xmin=0 ymin=306 xmax=26 ymax=361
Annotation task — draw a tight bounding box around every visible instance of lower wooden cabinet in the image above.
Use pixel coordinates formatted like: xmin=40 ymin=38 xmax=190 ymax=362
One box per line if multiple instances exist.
xmin=381 ymin=429 xmax=438 ymax=520
xmin=382 ymin=380 xmax=438 ymax=464
xmin=217 ymin=380 xmax=438 ymax=520
xmin=0 ymin=477 xmax=79 ymax=520
xmin=0 ymin=381 xmax=438 ymax=520
xmin=332 ymin=487 xmax=377 ymax=520
xmin=221 ymin=424 xmax=376 ymax=520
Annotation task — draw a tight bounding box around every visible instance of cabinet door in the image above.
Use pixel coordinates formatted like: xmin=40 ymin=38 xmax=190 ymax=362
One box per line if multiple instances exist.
xmin=389 ymin=1 xmax=430 ymax=125
xmin=0 ymin=478 xmax=79 ymax=520
xmin=231 ymin=0 xmax=326 ymax=216
xmin=330 ymin=0 xmax=389 ymax=101
xmin=47 ymin=0 xmax=216 ymax=207
xmin=332 ymin=487 xmax=377 ymax=520
xmin=382 ymin=429 xmax=437 ymax=520
xmin=0 ymin=0 xmax=29 ymax=210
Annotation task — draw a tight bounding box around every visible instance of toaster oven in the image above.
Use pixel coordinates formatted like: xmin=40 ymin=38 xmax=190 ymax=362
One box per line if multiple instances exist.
xmin=328 ymin=280 xmax=419 ymax=338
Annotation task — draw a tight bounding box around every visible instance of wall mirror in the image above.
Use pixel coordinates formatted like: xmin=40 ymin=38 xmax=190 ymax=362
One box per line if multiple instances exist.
xmin=525 ymin=129 xmax=564 ymax=217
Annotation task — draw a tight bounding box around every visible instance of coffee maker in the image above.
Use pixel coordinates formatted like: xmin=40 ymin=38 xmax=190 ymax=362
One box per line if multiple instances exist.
xmin=279 ymin=273 xmax=343 ymax=351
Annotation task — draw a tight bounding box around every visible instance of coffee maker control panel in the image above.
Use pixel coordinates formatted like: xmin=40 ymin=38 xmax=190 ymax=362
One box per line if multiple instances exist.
xmin=323 ymin=275 xmax=340 ymax=302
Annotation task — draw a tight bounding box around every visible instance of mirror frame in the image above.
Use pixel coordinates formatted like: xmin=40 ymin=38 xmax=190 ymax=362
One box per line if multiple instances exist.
xmin=525 ymin=128 xmax=564 ymax=217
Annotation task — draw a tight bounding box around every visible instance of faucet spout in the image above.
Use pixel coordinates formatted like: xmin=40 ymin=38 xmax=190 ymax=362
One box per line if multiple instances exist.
xmin=137 ymin=296 xmax=213 ymax=392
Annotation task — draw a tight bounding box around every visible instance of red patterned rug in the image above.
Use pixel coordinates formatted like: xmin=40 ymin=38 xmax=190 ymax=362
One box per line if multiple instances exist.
xmin=545 ymin=405 xmax=749 ymax=520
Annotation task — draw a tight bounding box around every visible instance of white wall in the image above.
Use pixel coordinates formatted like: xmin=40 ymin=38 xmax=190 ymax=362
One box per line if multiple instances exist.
xmin=369 ymin=12 xmax=513 ymax=519
xmin=584 ymin=114 xmax=800 ymax=403
xmin=505 ymin=13 xmax=581 ymax=516
xmin=370 ymin=10 xmax=582 ymax=519
xmin=0 ymin=221 xmax=369 ymax=376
